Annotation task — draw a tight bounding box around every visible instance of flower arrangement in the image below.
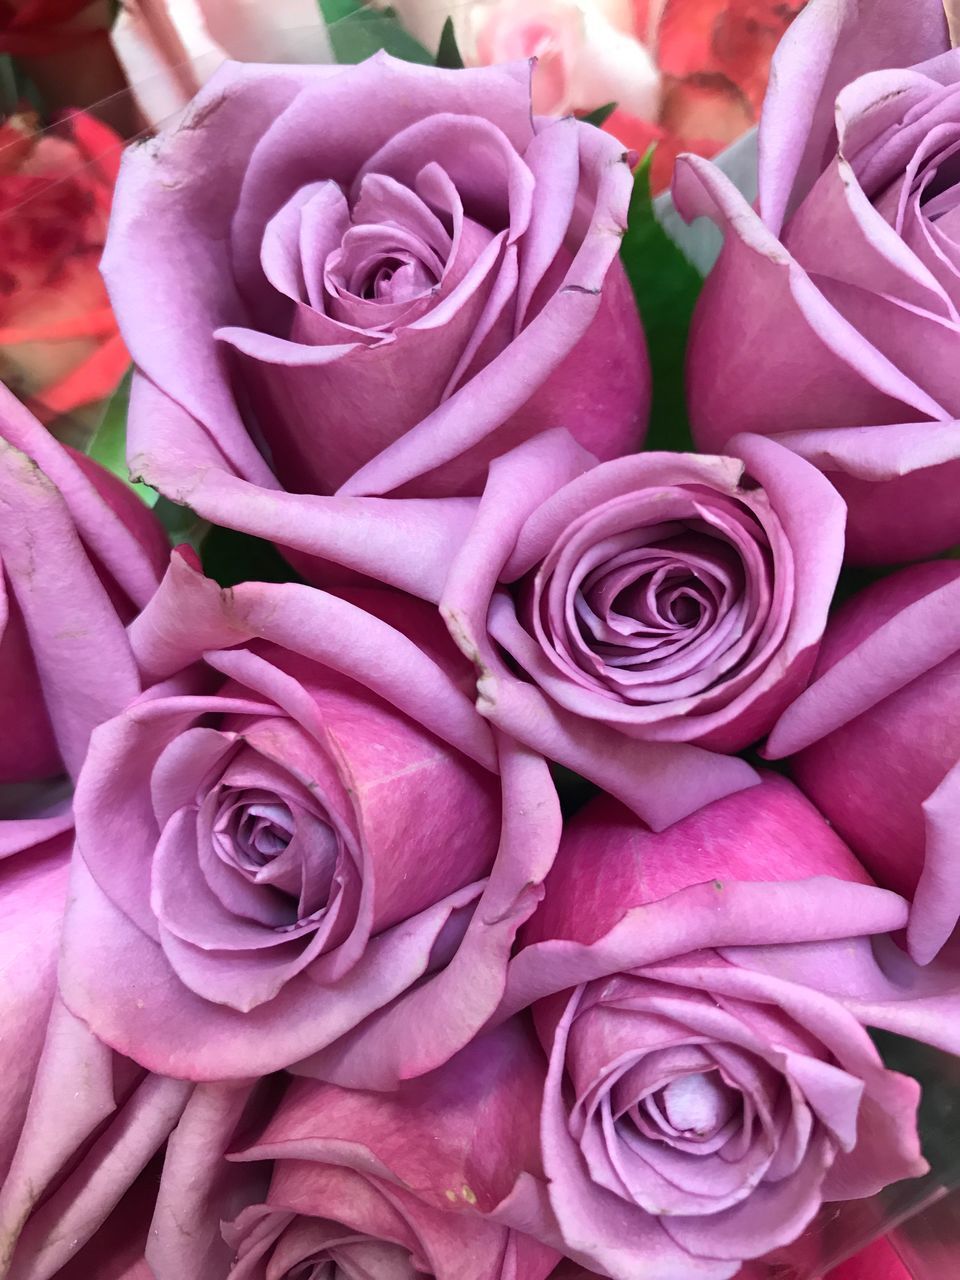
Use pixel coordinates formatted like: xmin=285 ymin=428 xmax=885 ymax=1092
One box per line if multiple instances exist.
xmin=1 ymin=1 xmax=959 ymax=1278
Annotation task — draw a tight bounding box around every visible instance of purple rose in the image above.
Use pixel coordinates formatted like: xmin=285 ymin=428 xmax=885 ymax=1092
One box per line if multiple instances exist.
xmin=675 ymin=0 xmax=960 ymax=564
xmin=499 ymin=776 xmax=926 ymax=1279
xmin=239 ymin=429 xmax=843 ymax=828
xmin=767 ymin=560 xmax=960 ymax=964
xmin=102 ymin=53 xmax=649 ymax=541
xmin=57 ymin=550 xmax=558 ymax=1084
xmin=222 ymin=1023 xmax=560 ymax=1280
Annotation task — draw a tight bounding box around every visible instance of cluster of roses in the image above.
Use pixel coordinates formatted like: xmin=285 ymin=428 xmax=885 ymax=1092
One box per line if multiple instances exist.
xmin=3 ymin=0 xmax=960 ymax=1277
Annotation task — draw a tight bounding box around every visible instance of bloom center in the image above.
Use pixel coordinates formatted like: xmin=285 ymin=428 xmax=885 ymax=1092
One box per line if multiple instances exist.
xmin=655 ymin=1071 xmax=739 ymax=1139
xmin=233 ymin=800 xmax=294 ymax=865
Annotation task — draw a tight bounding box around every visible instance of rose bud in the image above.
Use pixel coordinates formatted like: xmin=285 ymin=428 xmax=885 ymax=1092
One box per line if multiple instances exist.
xmin=675 ymin=0 xmax=960 ymax=564
xmin=498 ymin=775 xmax=927 ymax=1279
xmin=223 ymin=1021 xmax=560 ymax=1280
xmin=57 ymin=550 xmax=559 ymax=1084
xmin=766 ymin=560 xmax=960 ymax=964
xmin=102 ymin=52 xmax=649 ymax=541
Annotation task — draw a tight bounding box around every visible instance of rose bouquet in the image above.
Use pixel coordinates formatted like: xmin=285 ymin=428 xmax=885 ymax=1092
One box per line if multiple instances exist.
xmin=2 ymin=0 xmax=960 ymax=1277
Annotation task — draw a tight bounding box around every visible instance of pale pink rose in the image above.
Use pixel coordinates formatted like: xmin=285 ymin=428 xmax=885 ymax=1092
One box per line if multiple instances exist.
xmin=111 ymin=0 xmax=331 ymax=126
xmin=468 ymin=0 xmax=660 ymax=118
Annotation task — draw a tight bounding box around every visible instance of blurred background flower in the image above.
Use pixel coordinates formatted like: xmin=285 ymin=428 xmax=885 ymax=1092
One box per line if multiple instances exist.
xmin=0 ymin=0 xmax=132 ymax=130
xmin=110 ymin=0 xmax=331 ymax=128
xmin=467 ymin=0 xmax=660 ymax=119
xmin=390 ymin=0 xmax=807 ymax=189
xmin=619 ymin=0 xmax=808 ymax=187
xmin=0 ymin=106 xmax=128 ymax=436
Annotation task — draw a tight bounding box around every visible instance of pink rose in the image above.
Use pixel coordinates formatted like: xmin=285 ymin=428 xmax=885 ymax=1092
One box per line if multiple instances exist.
xmin=57 ymin=550 xmax=559 ymax=1084
xmin=223 ymin=1022 xmax=560 ymax=1280
xmin=767 ymin=561 xmax=960 ymax=965
xmin=103 ymin=54 xmax=649 ymax=523
xmin=498 ymin=775 xmax=926 ymax=1279
xmin=469 ymin=0 xmax=660 ymax=119
xmin=675 ymin=0 xmax=960 ymax=564
xmin=228 ymin=428 xmax=843 ymax=829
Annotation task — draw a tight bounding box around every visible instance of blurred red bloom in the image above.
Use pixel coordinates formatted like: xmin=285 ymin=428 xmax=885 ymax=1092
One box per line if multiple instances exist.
xmin=0 ymin=0 xmax=100 ymax=55
xmin=608 ymin=0 xmax=807 ymax=189
xmin=826 ymin=1237 xmax=913 ymax=1280
xmin=0 ymin=108 xmax=129 ymax=423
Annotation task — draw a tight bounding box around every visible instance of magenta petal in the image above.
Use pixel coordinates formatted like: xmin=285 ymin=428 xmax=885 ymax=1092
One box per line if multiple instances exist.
xmin=130 ymin=551 xmax=496 ymax=771
xmin=0 ymin=424 xmax=144 ymax=780
xmin=475 ymin=650 xmax=759 ymax=831
xmin=676 ymin=154 xmax=947 ymax=447
xmin=241 ymin=1021 xmax=546 ymax=1216
xmin=907 ymin=760 xmax=960 ymax=962
xmin=767 ymin=570 xmax=960 ymax=757
xmin=0 ymin=386 xmax=166 ymax=608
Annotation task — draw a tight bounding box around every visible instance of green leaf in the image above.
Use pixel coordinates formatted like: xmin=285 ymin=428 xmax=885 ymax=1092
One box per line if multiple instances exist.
xmin=0 ymin=57 xmax=17 ymax=116
xmin=200 ymin=526 xmax=305 ymax=588
xmin=550 ymin=764 xmax=599 ymax=820
xmin=580 ymin=102 xmax=617 ymax=128
xmin=435 ymin=16 xmax=465 ymax=69
xmin=86 ymin=370 xmax=158 ymax=507
xmin=620 ymin=149 xmax=704 ymax=453
xmin=153 ymin=498 xmax=208 ymax=550
xmin=320 ymin=0 xmax=433 ymax=65
xmin=830 ymin=561 xmax=894 ymax=612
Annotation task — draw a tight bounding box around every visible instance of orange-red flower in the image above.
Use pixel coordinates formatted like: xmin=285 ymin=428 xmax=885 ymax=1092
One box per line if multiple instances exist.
xmin=0 ymin=108 xmax=129 ymax=423
xmin=609 ymin=0 xmax=807 ymax=189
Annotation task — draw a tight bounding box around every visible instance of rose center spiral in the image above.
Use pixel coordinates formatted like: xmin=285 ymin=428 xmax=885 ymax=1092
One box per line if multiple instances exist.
xmin=212 ymin=783 xmax=341 ymax=915
xmin=649 ymin=1071 xmax=740 ymax=1141
xmin=362 ymin=253 xmax=436 ymax=304
xmin=327 ymin=219 xmax=445 ymax=311
xmin=233 ymin=800 xmax=294 ymax=866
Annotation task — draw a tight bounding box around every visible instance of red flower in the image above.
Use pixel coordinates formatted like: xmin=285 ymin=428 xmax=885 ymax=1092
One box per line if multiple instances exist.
xmin=607 ymin=0 xmax=808 ymax=190
xmin=0 ymin=108 xmax=129 ymax=422
xmin=0 ymin=0 xmax=102 ymax=56
xmin=826 ymin=1237 xmax=913 ymax=1280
